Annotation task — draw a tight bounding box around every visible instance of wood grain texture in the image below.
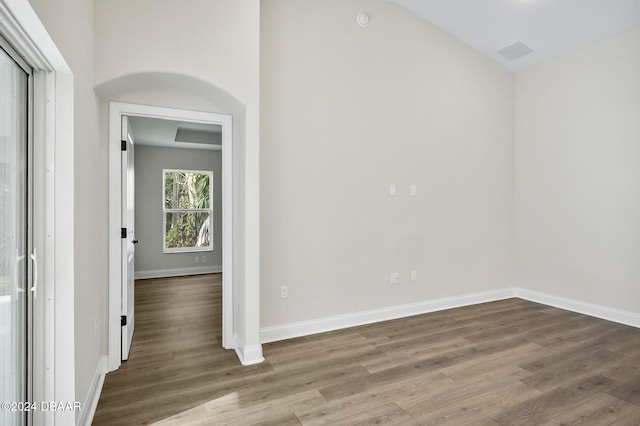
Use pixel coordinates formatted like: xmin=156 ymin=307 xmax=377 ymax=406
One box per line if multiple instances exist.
xmin=93 ymin=275 xmax=640 ymax=425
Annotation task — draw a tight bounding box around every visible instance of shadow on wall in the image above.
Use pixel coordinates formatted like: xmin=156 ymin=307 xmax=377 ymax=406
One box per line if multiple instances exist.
xmin=94 ymin=71 xmax=245 ymax=116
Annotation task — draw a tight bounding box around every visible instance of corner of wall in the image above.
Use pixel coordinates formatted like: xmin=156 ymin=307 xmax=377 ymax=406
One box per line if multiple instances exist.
xmin=233 ymin=334 xmax=264 ymax=366
xmin=76 ymin=355 xmax=107 ymax=426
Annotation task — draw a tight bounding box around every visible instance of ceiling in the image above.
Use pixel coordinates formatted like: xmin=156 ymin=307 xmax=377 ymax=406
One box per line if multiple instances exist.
xmin=128 ymin=116 xmax=222 ymax=151
xmin=391 ymin=0 xmax=640 ymax=71
xmin=128 ymin=2 xmax=639 ymax=148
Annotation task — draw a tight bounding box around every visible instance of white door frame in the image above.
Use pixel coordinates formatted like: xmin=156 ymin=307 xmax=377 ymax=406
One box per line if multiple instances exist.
xmin=108 ymin=101 xmax=234 ymax=372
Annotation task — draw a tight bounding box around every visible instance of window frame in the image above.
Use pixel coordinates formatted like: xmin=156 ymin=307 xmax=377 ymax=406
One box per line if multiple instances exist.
xmin=0 ymin=32 xmax=32 ymax=426
xmin=0 ymin=1 xmax=77 ymax=422
xmin=162 ymin=168 xmax=214 ymax=253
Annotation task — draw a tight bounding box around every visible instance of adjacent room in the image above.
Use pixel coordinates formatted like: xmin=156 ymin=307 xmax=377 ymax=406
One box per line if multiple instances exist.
xmin=128 ymin=116 xmax=223 ymax=281
xmin=0 ymin=0 xmax=638 ymax=424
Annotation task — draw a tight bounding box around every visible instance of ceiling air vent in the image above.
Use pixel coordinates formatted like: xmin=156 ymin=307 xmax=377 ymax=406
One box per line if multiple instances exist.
xmin=496 ymin=41 xmax=534 ymax=61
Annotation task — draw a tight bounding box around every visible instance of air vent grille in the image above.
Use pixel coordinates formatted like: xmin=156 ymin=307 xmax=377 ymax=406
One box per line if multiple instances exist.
xmin=496 ymin=41 xmax=534 ymax=61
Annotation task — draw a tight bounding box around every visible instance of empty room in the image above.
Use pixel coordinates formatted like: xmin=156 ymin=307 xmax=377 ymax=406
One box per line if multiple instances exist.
xmin=1 ymin=0 xmax=639 ymax=425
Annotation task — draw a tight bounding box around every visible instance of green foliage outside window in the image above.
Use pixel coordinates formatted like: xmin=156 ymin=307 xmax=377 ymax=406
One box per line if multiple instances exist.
xmin=163 ymin=170 xmax=212 ymax=250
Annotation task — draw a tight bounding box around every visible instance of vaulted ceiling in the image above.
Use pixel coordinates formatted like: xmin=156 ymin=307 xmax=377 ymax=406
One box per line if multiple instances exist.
xmin=129 ymin=2 xmax=640 ymax=148
xmin=391 ymin=0 xmax=640 ymax=70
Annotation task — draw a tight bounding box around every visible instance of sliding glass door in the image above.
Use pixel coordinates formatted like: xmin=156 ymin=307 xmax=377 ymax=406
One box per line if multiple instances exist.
xmin=0 ymin=37 xmax=31 ymax=426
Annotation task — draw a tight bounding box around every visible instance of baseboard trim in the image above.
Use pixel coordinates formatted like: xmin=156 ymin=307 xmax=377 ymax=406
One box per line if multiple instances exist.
xmin=233 ymin=335 xmax=264 ymax=365
xmin=515 ymin=288 xmax=640 ymax=329
xmin=260 ymin=288 xmax=516 ymax=343
xmin=135 ymin=265 xmax=222 ymax=280
xmin=77 ymin=355 xmax=107 ymax=426
xmin=261 ymin=287 xmax=640 ymax=344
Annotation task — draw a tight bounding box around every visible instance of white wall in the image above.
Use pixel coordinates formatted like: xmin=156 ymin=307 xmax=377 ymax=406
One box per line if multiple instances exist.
xmin=94 ymin=0 xmax=262 ymax=357
xmin=261 ymin=0 xmax=515 ymax=328
xmin=20 ymin=0 xmax=639 ymax=416
xmin=25 ymin=0 xmax=263 ymax=414
xmin=134 ymin=145 xmax=222 ymax=276
xmin=515 ymin=28 xmax=640 ymax=314
xmin=27 ymin=0 xmax=103 ymax=417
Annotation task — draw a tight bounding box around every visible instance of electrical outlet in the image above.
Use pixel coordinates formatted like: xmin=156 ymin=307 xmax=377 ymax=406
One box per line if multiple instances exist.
xmin=195 ymin=256 xmax=199 ymax=264
xmin=410 ymin=185 xmax=417 ymax=196
xmin=389 ymin=184 xmax=396 ymax=196
xmin=280 ymin=286 xmax=288 ymax=299
xmin=390 ymin=272 xmax=400 ymax=284
xmin=411 ymin=270 xmax=417 ymax=282
xmin=201 ymin=255 xmax=206 ymax=263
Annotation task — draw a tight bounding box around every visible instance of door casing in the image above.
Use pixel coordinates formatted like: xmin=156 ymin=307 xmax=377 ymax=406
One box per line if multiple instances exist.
xmin=107 ymin=101 xmax=234 ymax=372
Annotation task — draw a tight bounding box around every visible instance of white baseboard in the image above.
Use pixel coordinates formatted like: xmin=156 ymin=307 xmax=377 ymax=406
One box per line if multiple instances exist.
xmin=516 ymin=288 xmax=640 ymax=329
xmin=260 ymin=287 xmax=640 ymax=345
xmin=233 ymin=334 xmax=264 ymax=365
xmin=135 ymin=265 xmax=222 ymax=280
xmin=77 ymin=356 xmax=107 ymax=426
xmin=260 ymin=288 xmax=516 ymax=343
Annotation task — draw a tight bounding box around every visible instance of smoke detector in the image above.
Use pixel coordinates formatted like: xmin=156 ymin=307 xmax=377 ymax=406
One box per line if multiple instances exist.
xmin=357 ymin=13 xmax=369 ymax=27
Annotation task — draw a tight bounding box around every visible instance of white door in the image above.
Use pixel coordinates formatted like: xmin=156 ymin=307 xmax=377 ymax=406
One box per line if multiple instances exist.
xmin=121 ymin=116 xmax=136 ymax=360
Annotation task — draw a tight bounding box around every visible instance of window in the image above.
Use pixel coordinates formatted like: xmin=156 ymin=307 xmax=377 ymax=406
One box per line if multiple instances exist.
xmin=163 ymin=169 xmax=213 ymax=253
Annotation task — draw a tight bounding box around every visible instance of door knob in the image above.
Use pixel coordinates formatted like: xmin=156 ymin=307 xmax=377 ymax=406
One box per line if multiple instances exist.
xmin=132 ymin=239 xmax=139 ymax=244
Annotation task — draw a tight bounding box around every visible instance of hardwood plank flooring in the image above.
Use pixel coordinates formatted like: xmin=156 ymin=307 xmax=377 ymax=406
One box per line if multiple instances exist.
xmin=93 ymin=275 xmax=640 ymax=425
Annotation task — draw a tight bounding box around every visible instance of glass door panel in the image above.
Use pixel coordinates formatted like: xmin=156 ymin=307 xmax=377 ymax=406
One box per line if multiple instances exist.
xmin=0 ymin=43 xmax=29 ymax=426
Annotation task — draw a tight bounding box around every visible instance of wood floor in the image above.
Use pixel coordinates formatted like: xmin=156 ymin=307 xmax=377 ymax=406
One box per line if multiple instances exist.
xmin=93 ymin=274 xmax=640 ymax=425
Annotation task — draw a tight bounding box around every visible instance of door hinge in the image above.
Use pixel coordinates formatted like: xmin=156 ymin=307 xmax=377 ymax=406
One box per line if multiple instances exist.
xmin=121 ymin=315 xmax=127 ymax=326
xmin=121 ymin=140 xmax=127 ymax=151
xmin=121 ymin=228 xmax=127 ymax=238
